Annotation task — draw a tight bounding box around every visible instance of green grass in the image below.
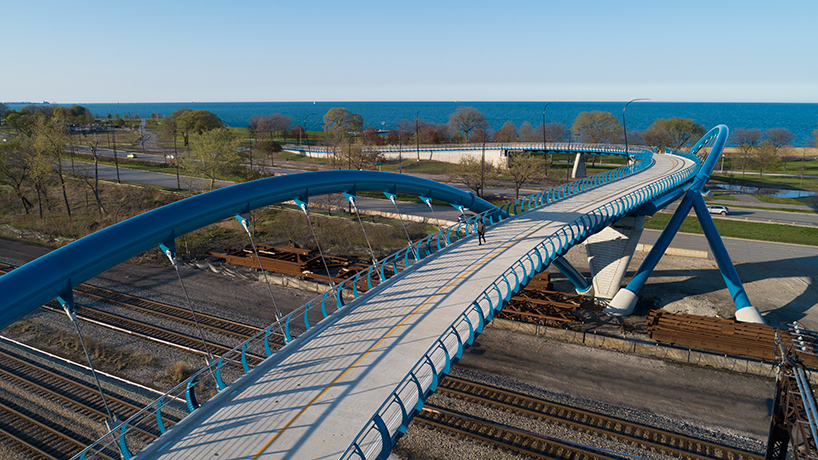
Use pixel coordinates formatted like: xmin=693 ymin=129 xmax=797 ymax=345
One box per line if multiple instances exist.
xmin=704 ymin=194 xmax=739 ymax=202
xmin=646 ymin=212 xmax=818 ymax=246
xmin=380 ymin=159 xmax=453 ymax=174
xmin=753 ymin=194 xmax=816 ymax=206
xmin=711 ymin=172 xmax=818 ymax=191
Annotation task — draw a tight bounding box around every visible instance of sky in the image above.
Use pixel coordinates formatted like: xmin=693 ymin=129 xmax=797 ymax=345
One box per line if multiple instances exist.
xmin=3 ymin=0 xmax=818 ymax=104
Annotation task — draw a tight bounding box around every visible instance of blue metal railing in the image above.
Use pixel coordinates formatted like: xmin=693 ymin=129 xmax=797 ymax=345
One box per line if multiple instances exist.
xmin=71 ymin=146 xmax=699 ymax=460
xmin=341 ymin=149 xmax=701 ymax=459
xmin=286 ymin=141 xmax=654 ymax=157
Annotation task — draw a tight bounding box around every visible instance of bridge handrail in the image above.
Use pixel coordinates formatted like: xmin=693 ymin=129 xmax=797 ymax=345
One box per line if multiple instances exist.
xmin=285 ymin=142 xmax=654 ymax=158
xmin=341 ymin=150 xmax=701 ymax=458
xmin=70 ymin=209 xmax=505 ymax=459
xmin=72 ymin=147 xmax=699 ymax=460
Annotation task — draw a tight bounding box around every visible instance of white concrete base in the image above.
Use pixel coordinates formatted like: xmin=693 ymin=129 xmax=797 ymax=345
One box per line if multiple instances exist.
xmin=604 ymin=289 xmax=638 ymax=316
xmin=735 ymin=306 xmax=766 ymax=325
xmin=585 ymin=216 xmax=644 ymax=300
xmin=571 ymin=153 xmax=586 ymax=179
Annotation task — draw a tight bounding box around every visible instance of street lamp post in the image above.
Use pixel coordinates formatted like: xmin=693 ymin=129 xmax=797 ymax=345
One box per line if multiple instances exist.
xmin=480 ymin=140 xmax=486 ymax=198
xmin=542 ymin=102 xmax=551 ymax=149
xmin=415 ymin=111 xmax=421 ymax=161
xmin=300 ymin=113 xmax=316 ymax=147
xmin=398 ymin=126 xmax=402 ymax=173
xmin=622 ymin=98 xmax=649 ymax=154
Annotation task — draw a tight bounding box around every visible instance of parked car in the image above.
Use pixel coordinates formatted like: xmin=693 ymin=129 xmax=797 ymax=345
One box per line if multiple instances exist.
xmin=707 ymin=205 xmax=729 ymax=215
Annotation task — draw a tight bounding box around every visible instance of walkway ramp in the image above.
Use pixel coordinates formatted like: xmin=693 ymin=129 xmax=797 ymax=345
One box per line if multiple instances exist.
xmin=134 ymin=154 xmax=691 ymax=459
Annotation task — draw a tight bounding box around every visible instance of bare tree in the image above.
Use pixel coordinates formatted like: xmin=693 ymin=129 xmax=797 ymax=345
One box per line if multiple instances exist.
xmin=765 ymin=127 xmax=795 ymax=170
xmin=507 ymin=151 xmax=546 ymax=199
xmin=493 ymin=121 xmax=518 ymax=142
xmin=752 ymin=141 xmax=780 ymax=177
xmin=448 ymin=107 xmax=488 ymax=143
xmin=32 ymin=115 xmax=71 ymax=217
xmin=0 ymin=138 xmax=33 ymax=213
xmin=79 ymin=136 xmax=106 ymax=216
xmin=448 ymin=156 xmax=497 ymax=197
xmin=730 ymin=128 xmax=762 ymax=177
xmin=518 ymin=121 xmax=536 ymax=142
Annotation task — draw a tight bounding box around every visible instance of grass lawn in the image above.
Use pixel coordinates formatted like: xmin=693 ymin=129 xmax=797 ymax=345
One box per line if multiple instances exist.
xmin=646 ymin=212 xmax=818 ymax=246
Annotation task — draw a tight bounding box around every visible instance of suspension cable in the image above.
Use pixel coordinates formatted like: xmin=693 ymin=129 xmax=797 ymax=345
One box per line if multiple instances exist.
xmin=161 ymin=245 xmax=214 ymax=362
xmin=294 ymin=198 xmax=335 ymax=288
xmin=383 ymin=191 xmax=414 ymax=248
xmin=57 ymin=296 xmax=116 ymax=425
xmin=235 ymin=213 xmax=284 ymax=322
xmin=343 ymin=193 xmax=381 ymax=280
xmin=419 ymin=195 xmax=441 ymax=229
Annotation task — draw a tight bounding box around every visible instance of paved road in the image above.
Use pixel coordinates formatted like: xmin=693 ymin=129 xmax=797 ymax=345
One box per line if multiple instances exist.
xmin=68 ymin=161 xmax=233 ymax=191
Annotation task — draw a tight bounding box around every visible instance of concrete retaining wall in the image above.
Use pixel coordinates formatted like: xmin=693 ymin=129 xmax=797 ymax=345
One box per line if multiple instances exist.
xmin=488 ymin=318 xmax=778 ymax=380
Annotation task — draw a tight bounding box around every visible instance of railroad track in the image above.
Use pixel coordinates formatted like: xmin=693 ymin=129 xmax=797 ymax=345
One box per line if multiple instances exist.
xmin=0 ymin=345 xmax=184 ymax=459
xmin=417 ymin=404 xmax=620 ymax=460
xmin=0 ymin=261 xmax=284 ymax=364
xmin=40 ymin=302 xmax=270 ymax=366
xmin=434 ymin=376 xmax=763 ymax=460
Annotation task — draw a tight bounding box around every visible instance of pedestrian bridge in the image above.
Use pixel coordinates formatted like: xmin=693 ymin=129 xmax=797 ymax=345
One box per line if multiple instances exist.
xmin=0 ymin=126 xmax=761 ymax=459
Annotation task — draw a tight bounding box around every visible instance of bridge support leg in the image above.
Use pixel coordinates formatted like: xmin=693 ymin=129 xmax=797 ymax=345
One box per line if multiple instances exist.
xmin=584 ymin=215 xmax=644 ymax=300
xmin=690 ymin=194 xmax=764 ymax=323
xmin=605 ymin=191 xmax=764 ymax=324
xmin=571 ymin=153 xmax=586 ymax=179
xmin=552 ymin=257 xmax=592 ymax=295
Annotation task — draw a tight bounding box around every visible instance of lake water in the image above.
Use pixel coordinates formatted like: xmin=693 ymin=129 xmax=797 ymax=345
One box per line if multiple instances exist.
xmin=6 ymin=101 xmax=818 ymax=147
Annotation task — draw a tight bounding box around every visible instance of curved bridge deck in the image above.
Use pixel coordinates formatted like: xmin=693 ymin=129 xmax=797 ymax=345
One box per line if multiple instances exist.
xmin=133 ymin=154 xmax=693 ymax=459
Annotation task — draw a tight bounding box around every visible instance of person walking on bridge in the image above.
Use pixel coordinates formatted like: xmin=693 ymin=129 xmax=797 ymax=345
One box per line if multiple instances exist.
xmin=476 ymin=218 xmax=486 ymax=245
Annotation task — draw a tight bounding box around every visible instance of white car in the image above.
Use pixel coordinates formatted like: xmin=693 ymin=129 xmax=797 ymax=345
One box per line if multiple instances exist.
xmin=707 ymin=205 xmax=729 ymax=215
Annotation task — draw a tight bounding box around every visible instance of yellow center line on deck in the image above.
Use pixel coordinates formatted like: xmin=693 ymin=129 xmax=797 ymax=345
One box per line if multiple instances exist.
xmin=252 ymin=155 xmax=685 ymax=457
xmin=251 ymin=211 xmax=573 ymax=459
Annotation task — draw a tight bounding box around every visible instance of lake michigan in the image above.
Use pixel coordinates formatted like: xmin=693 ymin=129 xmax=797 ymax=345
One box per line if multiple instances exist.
xmin=8 ymin=101 xmax=818 ymax=147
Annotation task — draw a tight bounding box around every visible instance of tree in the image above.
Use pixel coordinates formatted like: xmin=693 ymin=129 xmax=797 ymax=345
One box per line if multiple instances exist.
xmin=31 ymin=115 xmax=71 ymax=217
xmin=766 ymin=127 xmax=795 ymax=150
xmin=5 ymin=110 xmax=38 ymax=137
xmin=642 ymin=117 xmax=705 ymax=151
xmin=469 ymin=127 xmax=491 ymax=144
xmin=507 ymin=151 xmax=545 ymax=199
xmin=730 ymin=128 xmax=762 ymax=177
xmin=448 ymin=156 xmax=497 ymax=197
xmin=170 ymin=109 xmax=224 ymax=147
xmin=323 ymin=107 xmax=363 ymax=141
xmin=179 ymin=127 xmax=242 ymax=190
xmin=448 ymin=107 xmax=488 ymax=143
xmin=0 ymin=138 xmax=33 ymax=213
xmin=765 ymin=127 xmax=796 ymax=170
xmin=269 ymin=113 xmax=293 ymax=139
xmin=362 ymin=126 xmax=384 ymax=145
xmin=571 ymin=111 xmax=621 ymax=144
xmin=540 ymin=122 xmax=569 ymax=143
xmin=493 ymin=121 xmax=518 ymax=143
xmin=813 ymin=123 xmax=818 ymax=148
xmin=80 ymin=136 xmax=106 ymax=216
xmin=342 ymin=138 xmax=382 ymax=170
xmin=752 ymin=140 xmax=780 ymax=177
xmin=519 ymin=121 xmax=536 ymax=142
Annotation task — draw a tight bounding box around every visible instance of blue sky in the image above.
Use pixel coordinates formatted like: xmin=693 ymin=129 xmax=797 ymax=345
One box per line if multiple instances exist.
xmin=4 ymin=0 xmax=817 ymax=104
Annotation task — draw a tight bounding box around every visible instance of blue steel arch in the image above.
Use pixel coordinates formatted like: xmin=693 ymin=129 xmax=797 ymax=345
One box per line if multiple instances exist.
xmin=0 ymin=170 xmax=497 ymax=330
